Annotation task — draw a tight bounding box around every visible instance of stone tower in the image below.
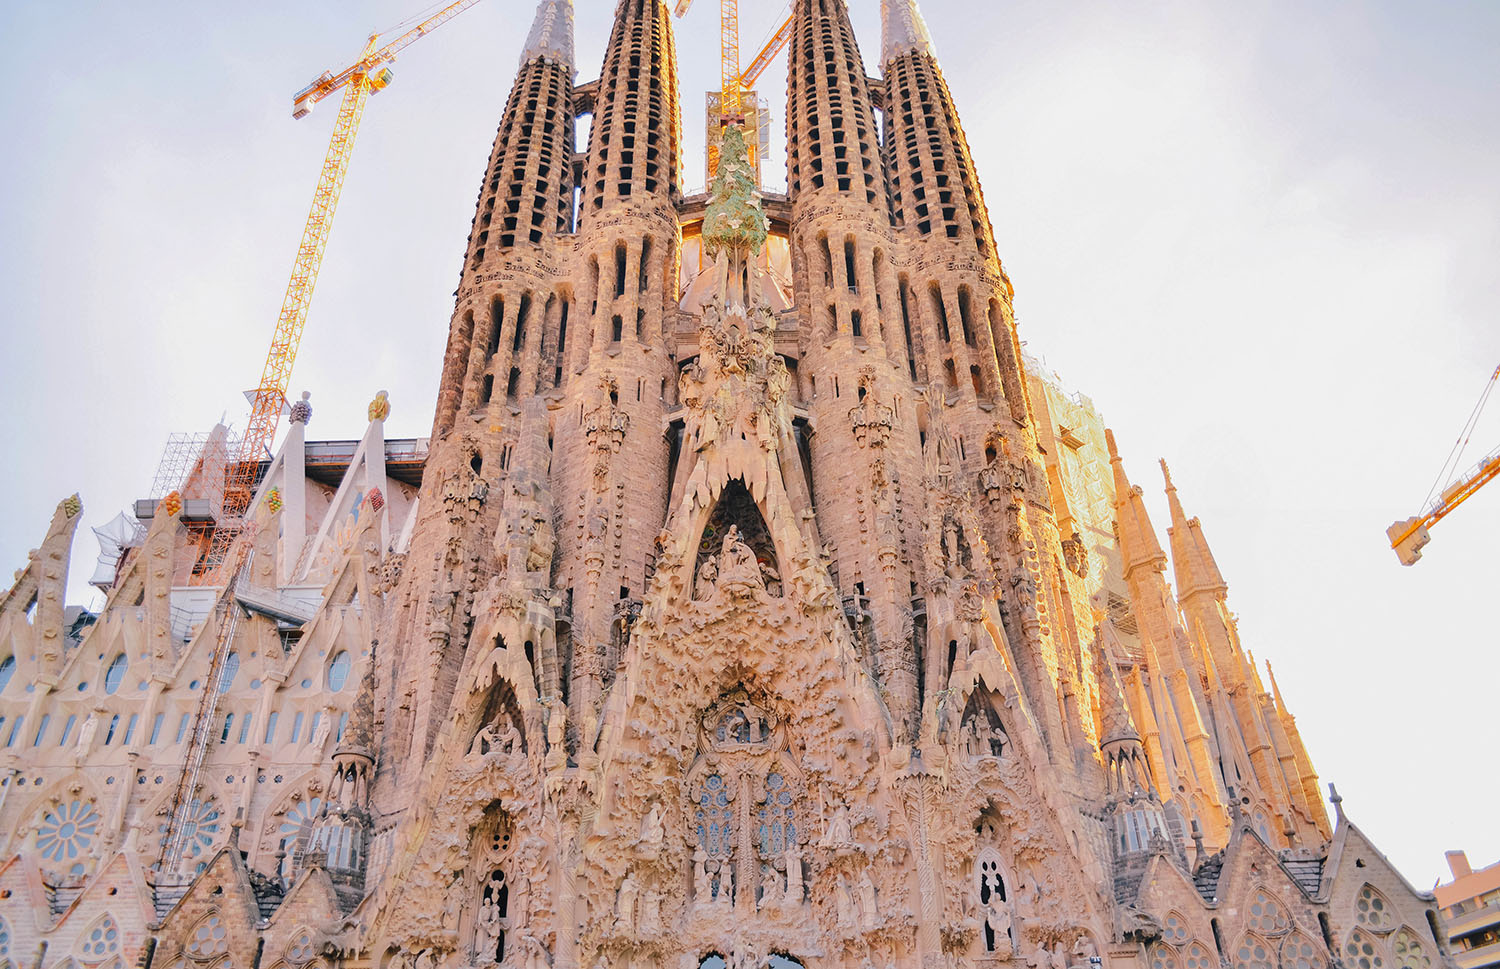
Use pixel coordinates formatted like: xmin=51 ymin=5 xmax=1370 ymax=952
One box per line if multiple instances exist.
xmin=0 ymin=5 xmax=1453 ymax=969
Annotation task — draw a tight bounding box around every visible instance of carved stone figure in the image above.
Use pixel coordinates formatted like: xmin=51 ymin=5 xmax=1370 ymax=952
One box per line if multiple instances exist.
xmin=984 ymin=898 xmax=1014 ymax=957
xmin=783 ymin=842 xmax=803 ymax=903
xmin=835 ymin=875 xmax=857 ymax=930
xmin=638 ymin=803 xmax=665 ymax=857
xmin=476 ymin=894 xmax=504 ymax=962
xmin=716 ymin=525 xmax=763 ymax=597
xmin=858 ymin=869 xmax=880 ymax=928
xmin=615 ymin=870 xmax=639 ymax=931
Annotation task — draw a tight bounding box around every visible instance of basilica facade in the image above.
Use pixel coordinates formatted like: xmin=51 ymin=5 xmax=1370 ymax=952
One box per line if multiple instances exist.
xmin=0 ymin=4 xmax=1454 ymax=969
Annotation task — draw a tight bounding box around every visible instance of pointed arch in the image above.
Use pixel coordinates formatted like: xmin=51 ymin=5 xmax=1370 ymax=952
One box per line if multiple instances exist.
xmin=1233 ymin=933 xmax=1274 ymax=969
xmin=283 ymin=928 xmax=317 ymax=966
xmin=253 ymin=769 xmax=324 ymax=869
xmin=1343 ymin=929 xmax=1387 ymax=969
xmin=1182 ymin=941 xmax=1216 ymax=969
xmin=1390 ymin=927 xmax=1431 ymax=969
xmin=1246 ymin=886 xmax=1291 ymax=935
xmin=184 ymin=912 xmax=230 ymax=960
xmin=1279 ymin=932 xmax=1319 ymax=969
xmin=1162 ymin=911 xmax=1191 ymax=946
xmin=1148 ymin=944 xmax=1180 ymax=969
xmin=1354 ymin=883 xmax=1397 ymax=931
xmin=693 ymin=479 xmax=781 ymax=596
xmin=75 ymin=912 xmax=122 ymax=964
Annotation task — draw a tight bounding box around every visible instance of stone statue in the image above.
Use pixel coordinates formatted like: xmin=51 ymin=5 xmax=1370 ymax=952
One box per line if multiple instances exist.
xmin=693 ymin=845 xmax=711 ymax=906
xmin=783 ymin=842 xmax=803 ymax=903
xmin=1071 ymin=935 xmax=1099 ymax=969
xmin=494 ymin=718 xmax=522 ymax=755
xmin=822 ymin=804 xmax=853 ymax=846
xmin=638 ymin=804 xmax=665 ymax=856
xmin=984 ymin=898 xmax=1014 ymax=957
xmin=858 ymin=869 xmax=880 ymax=928
xmin=311 ymin=708 xmax=333 ymax=750
xmin=694 ymin=554 xmax=719 ymax=600
xmin=835 ymin=875 xmax=856 ymax=929
xmin=717 ymin=525 xmax=763 ymax=597
xmin=74 ymin=711 xmax=99 ymax=754
xmin=476 ymin=894 xmax=504 ymax=962
xmin=641 ymin=887 xmax=662 ymax=934
xmin=615 ymin=871 xmax=639 ymax=930
xmin=758 ymin=862 xmax=781 ymax=910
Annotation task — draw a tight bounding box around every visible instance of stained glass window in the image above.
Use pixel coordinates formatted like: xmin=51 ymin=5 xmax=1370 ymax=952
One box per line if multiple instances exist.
xmin=159 ymin=798 xmax=222 ymax=867
xmin=278 ymin=797 xmax=324 ymax=864
xmin=756 ymin=772 xmax=796 ymax=855
xmin=37 ymin=799 xmax=101 ymax=864
xmin=219 ymin=652 xmax=240 ymax=691
xmin=695 ymin=774 xmax=732 ymax=856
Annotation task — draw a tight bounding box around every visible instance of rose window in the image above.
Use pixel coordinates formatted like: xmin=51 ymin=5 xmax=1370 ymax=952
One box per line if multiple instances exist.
xmin=1247 ymin=889 xmax=1290 ymax=935
xmin=1235 ymin=934 xmax=1273 ymax=969
xmin=1356 ymin=886 xmax=1395 ymax=930
xmin=159 ymin=798 xmax=223 ymax=868
xmin=1281 ymin=933 xmax=1318 ymax=969
xmin=1392 ymin=930 xmax=1430 ymax=969
xmin=80 ymin=916 xmax=121 ymax=962
xmin=1149 ymin=944 xmax=1179 ymax=969
xmin=37 ymin=799 xmax=102 ymax=865
xmin=278 ymin=798 xmax=325 ymax=860
xmin=186 ymin=915 xmax=229 ymax=959
xmin=1345 ymin=929 xmax=1386 ymax=969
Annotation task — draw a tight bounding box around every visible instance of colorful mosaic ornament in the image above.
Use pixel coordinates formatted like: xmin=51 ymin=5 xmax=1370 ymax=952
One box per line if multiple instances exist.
xmin=367 ymin=487 xmax=385 ymax=512
xmin=265 ymin=487 xmax=283 ymax=514
xmin=161 ymin=491 xmax=183 ymax=516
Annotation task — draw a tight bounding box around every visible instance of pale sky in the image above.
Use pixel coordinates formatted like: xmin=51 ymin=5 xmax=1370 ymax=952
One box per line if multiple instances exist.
xmin=1 ymin=1 xmax=1496 ymax=889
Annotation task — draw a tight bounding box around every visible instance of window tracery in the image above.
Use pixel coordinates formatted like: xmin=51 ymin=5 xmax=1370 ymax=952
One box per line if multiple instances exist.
xmin=1234 ymin=933 xmax=1274 ymax=969
xmin=1344 ymin=929 xmax=1386 ymax=969
xmin=756 ymin=772 xmax=796 ymax=855
xmin=1280 ymin=933 xmax=1318 ymax=969
xmin=1148 ymin=944 xmax=1179 ymax=969
xmin=1247 ymin=888 xmax=1290 ymax=935
xmin=0 ymin=915 xmax=10 ymax=956
xmin=1355 ymin=885 xmax=1395 ymax=931
xmin=1182 ymin=942 xmax=1215 ymax=969
xmin=276 ymin=796 xmax=325 ymax=875
xmin=1391 ymin=929 xmax=1430 ymax=969
xmin=157 ymin=797 xmax=223 ymax=872
xmin=974 ymin=844 xmax=1014 ymax=955
xmin=1163 ymin=912 xmax=1190 ymax=945
xmin=286 ymin=931 xmax=316 ymax=965
xmin=79 ymin=915 xmax=121 ymax=963
xmin=37 ymin=797 xmax=101 ymax=867
xmin=186 ymin=915 xmax=229 ymax=960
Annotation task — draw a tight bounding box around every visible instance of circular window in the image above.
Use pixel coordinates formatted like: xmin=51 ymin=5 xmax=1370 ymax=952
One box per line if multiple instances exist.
xmin=186 ymin=914 xmax=229 ymax=958
xmin=327 ymin=651 xmax=352 ymax=692
xmin=104 ymin=654 xmax=128 ymax=695
xmin=0 ymin=656 xmax=15 ymax=694
xmin=80 ymin=915 xmax=121 ymax=962
xmin=37 ymin=799 xmax=101 ymax=863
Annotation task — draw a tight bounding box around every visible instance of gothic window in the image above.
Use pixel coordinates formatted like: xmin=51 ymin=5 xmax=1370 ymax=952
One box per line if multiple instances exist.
xmin=0 ymin=914 xmax=9 ymax=956
xmin=1234 ymin=934 xmax=1274 ymax=969
xmin=478 ymin=869 xmax=509 ymax=963
xmin=1163 ymin=912 xmax=1190 ymax=946
xmin=1391 ymin=929 xmax=1430 ymax=969
xmin=695 ymin=774 xmax=733 ymax=857
xmin=78 ymin=915 xmax=121 ymax=963
xmin=186 ymin=915 xmax=229 ymax=960
xmin=0 ymin=655 xmax=13 ymax=693
xmin=37 ymin=798 xmax=101 ymax=868
xmin=1280 ymin=933 xmax=1318 ymax=969
xmin=1149 ymin=945 xmax=1179 ymax=969
xmin=327 ymin=652 xmax=351 ymax=692
xmin=756 ymin=772 xmax=796 ymax=855
xmin=277 ymin=797 xmax=324 ymax=875
xmin=1355 ymin=885 xmax=1395 ymax=930
xmin=1182 ymin=942 xmax=1215 ymax=969
xmin=1344 ymin=930 xmax=1385 ymax=969
xmin=104 ymin=654 xmax=127 ymax=695
xmin=158 ymin=798 xmax=223 ymax=872
xmin=219 ymin=652 xmax=240 ymax=691
xmin=286 ymin=932 xmax=316 ymax=966
xmin=1247 ymin=889 xmax=1291 ymax=935
xmin=975 ymin=847 xmax=1011 ymax=953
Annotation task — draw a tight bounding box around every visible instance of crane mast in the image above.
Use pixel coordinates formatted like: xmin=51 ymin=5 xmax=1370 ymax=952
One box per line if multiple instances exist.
xmin=194 ymin=0 xmax=484 ymax=584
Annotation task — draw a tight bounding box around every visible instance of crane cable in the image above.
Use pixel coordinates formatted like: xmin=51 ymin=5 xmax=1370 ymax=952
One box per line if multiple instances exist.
xmin=1420 ymin=363 xmax=1500 ymax=513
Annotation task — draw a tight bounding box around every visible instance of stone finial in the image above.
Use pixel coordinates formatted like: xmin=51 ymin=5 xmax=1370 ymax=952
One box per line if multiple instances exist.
xmin=881 ymin=0 xmax=936 ymax=63
xmin=1328 ymin=783 xmax=1344 ymax=823
xmin=368 ymin=390 xmax=390 ymax=422
xmin=289 ymin=390 xmax=313 ymax=426
xmin=521 ymin=0 xmax=576 ymax=74
xmin=702 ymin=124 xmax=768 ymax=258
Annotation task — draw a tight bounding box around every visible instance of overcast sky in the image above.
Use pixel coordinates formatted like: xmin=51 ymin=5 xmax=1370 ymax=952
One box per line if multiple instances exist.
xmin=1 ymin=1 xmax=1496 ymax=889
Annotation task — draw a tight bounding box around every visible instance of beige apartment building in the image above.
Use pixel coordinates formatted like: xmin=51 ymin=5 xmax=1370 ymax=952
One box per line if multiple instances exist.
xmin=1438 ymin=852 xmax=1500 ymax=969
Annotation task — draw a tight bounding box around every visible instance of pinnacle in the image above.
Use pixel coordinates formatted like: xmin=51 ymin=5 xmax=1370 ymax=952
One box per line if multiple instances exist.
xmin=881 ymin=0 xmax=936 ymax=63
xmin=521 ymin=0 xmax=575 ymax=74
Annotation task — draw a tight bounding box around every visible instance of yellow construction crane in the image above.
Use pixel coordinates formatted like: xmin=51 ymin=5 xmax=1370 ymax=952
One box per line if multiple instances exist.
xmin=675 ymin=0 xmax=794 ymax=179
xmin=1388 ymin=364 xmax=1500 ymax=565
xmin=195 ymin=0 xmax=484 ymax=583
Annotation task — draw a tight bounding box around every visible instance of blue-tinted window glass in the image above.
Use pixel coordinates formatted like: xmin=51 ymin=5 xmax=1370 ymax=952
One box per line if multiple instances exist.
xmin=264 ymin=711 xmax=279 ymax=744
xmin=59 ymin=714 xmax=77 ymax=746
xmin=105 ymin=714 xmax=120 ymax=744
xmin=4 ymin=717 xmax=21 ymax=747
xmin=219 ymin=652 xmax=240 ymax=691
xmin=336 ymin=711 xmax=349 ymax=741
xmin=220 ymin=714 xmax=234 ymax=742
xmin=176 ymin=713 xmax=190 ymax=743
xmin=150 ymin=713 xmax=164 ymax=745
xmin=0 ymin=655 xmax=15 ymax=693
xmin=103 ymin=654 xmax=128 ymax=695
xmin=32 ymin=714 xmax=50 ymax=746
xmin=290 ymin=711 xmax=304 ymax=743
xmin=327 ymin=651 xmax=352 ymax=691
xmin=123 ymin=714 xmax=139 ymax=745
xmin=238 ymin=714 xmax=252 ymax=744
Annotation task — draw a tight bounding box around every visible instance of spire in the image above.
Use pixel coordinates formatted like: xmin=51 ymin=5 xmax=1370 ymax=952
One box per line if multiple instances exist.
xmin=1094 ymin=625 xmax=1140 ymax=747
xmin=881 ymin=0 xmax=935 ymax=62
xmin=1161 ymin=459 xmax=1227 ymax=599
xmin=520 ymin=0 xmax=575 ymax=73
xmin=1106 ymin=430 xmax=1167 ymax=579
